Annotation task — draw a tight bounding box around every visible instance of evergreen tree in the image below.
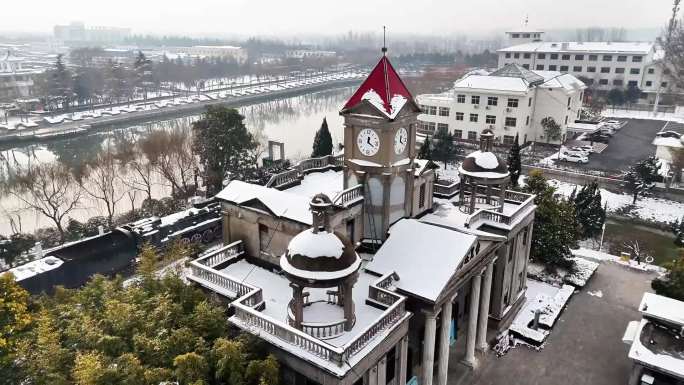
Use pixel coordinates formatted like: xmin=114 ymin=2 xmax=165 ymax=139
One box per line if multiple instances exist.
xmin=0 ymin=274 xmax=32 ymax=385
xmin=540 ymin=117 xmax=562 ymax=143
xmin=507 ymin=133 xmax=522 ymax=186
xmin=671 ymin=216 xmax=684 ymax=247
xmin=432 ymin=126 xmax=456 ymax=167
xmin=573 ymin=180 xmax=606 ymax=240
xmin=523 ymin=170 xmax=578 ymax=272
xmin=134 ymin=51 xmax=154 ymax=102
xmin=418 ymin=136 xmax=432 ymax=160
xmin=607 ymin=88 xmax=626 ymax=107
xmin=623 ymin=156 xmax=660 ymax=204
xmin=192 ymin=106 xmax=258 ymax=195
xmin=48 ymin=54 xmax=73 ymax=110
xmin=652 ymin=249 xmax=684 ymax=301
xmin=311 ymin=117 xmax=333 ymax=157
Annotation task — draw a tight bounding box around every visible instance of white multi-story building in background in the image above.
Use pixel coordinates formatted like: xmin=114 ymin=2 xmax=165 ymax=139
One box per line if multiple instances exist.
xmin=417 ymin=64 xmax=586 ymax=145
xmin=166 ymin=46 xmax=248 ymax=64
xmin=497 ymin=27 xmax=668 ymax=102
xmin=54 ymin=22 xmax=131 ymax=44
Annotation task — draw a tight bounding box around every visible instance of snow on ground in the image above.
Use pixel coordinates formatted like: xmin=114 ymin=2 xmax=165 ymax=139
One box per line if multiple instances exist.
xmin=571 ymin=247 xmax=666 ymax=274
xmin=549 ymin=179 xmax=684 ymax=224
xmin=285 ymin=170 xmax=343 ymax=199
xmin=564 ymin=257 xmax=600 ymax=287
xmin=603 ymin=109 xmax=684 ymax=123
xmin=587 ymin=290 xmax=603 ymax=298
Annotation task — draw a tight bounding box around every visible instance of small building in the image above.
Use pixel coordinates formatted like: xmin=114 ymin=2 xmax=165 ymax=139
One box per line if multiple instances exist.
xmin=417 ymin=64 xmax=586 ymax=145
xmin=0 ymin=50 xmax=39 ymax=103
xmin=623 ymin=293 xmax=684 ymax=385
xmin=167 ymin=46 xmax=249 ymax=64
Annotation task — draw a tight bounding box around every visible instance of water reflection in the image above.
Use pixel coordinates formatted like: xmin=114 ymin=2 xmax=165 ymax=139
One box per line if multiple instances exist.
xmin=0 ymin=86 xmax=353 ymax=235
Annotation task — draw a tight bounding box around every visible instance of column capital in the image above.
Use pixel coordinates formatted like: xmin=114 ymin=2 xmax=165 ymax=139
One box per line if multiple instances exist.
xmin=422 ymin=309 xmax=439 ymax=319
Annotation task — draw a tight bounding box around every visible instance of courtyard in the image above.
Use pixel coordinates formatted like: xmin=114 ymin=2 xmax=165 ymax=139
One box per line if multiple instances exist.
xmin=470 ymin=261 xmax=658 ymax=385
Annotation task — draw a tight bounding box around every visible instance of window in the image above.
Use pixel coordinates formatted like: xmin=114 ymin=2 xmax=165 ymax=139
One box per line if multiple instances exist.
xmin=439 ymin=107 xmax=450 ymax=116
xmin=589 ymin=54 xmax=598 ymax=61
xmin=471 ymin=95 xmax=480 ymax=104
xmin=575 ymin=54 xmax=584 ymax=60
xmin=419 ymin=184 xmax=426 ymax=208
xmin=523 ymin=53 xmax=531 ymax=59
xmin=628 ymin=80 xmax=638 ymax=87
xmin=564 ymin=115 xmax=568 ymax=125
xmin=587 ymin=66 xmax=596 ymax=73
xmin=511 ymin=33 xmax=519 ymax=38
xmin=508 ymin=242 xmax=515 ymax=262
xmin=648 ymin=68 xmax=655 ymax=74
xmin=550 ymin=53 xmax=558 ymax=60
xmin=453 ymin=129 xmax=463 ymax=139
xmin=469 ymin=113 xmax=478 ymax=122
xmin=645 ymin=80 xmax=653 ymax=87
xmin=585 ymin=78 xmax=594 ymax=85
xmin=662 ymin=81 xmax=669 ymax=87
xmin=467 ymin=131 xmax=478 ymax=140
xmin=603 ymin=55 xmax=613 ymax=61
xmin=599 ymin=79 xmax=609 ymax=85
xmin=633 ymin=56 xmax=643 ymax=62
xmin=505 ymin=117 xmax=517 ymax=127
xmin=526 ymin=116 xmax=530 ymax=125
xmin=538 ymin=53 xmax=546 ymax=59
xmin=630 ymin=68 xmax=640 ymax=75
xmin=513 ymin=53 xmax=520 ymax=59
xmin=522 ymin=64 xmax=530 ymax=69
xmin=615 ymin=67 xmax=625 ymax=74
xmin=259 ymin=224 xmax=270 ymax=251
xmin=600 ymin=67 xmax=610 ymax=73
xmin=548 ymin=65 xmax=557 ymax=71
xmin=486 ymin=115 xmax=496 ymax=124
xmin=561 ymin=54 xmax=570 ymax=60
xmin=507 ymin=98 xmax=519 ymax=108
xmin=523 ymin=33 xmax=530 ymax=38
xmin=457 ymin=94 xmax=466 ymax=103
xmin=505 ymin=53 xmax=511 ymax=59
xmin=455 ymin=112 xmax=464 ymax=121
xmin=560 ymin=65 xmax=569 ymax=72
xmin=536 ymin=64 xmax=544 ymax=70
xmin=528 ymin=97 xmax=533 ymax=107
xmin=573 ymin=66 xmax=582 ymax=72
xmin=487 ymin=96 xmax=498 ymax=106
xmin=567 ymin=97 xmax=571 ymax=107
xmin=428 ymin=106 xmax=437 ymax=115
xmin=617 ymin=55 xmax=627 ymax=62
xmin=437 ymin=123 xmax=449 ymax=131
xmin=522 ymin=226 xmax=529 ymax=245
xmin=503 ymin=135 xmax=515 ymax=145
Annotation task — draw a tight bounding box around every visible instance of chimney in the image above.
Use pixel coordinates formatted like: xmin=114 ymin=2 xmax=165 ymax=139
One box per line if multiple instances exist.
xmin=34 ymin=241 xmax=43 ymax=259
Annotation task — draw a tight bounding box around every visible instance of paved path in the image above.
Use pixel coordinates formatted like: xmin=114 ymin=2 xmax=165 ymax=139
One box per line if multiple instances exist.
xmin=470 ymin=262 xmax=657 ymax=385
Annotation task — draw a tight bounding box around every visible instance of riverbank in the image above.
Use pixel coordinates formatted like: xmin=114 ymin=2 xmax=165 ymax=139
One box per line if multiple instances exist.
xmin=0 ymin=75 xmax=363 ymax=149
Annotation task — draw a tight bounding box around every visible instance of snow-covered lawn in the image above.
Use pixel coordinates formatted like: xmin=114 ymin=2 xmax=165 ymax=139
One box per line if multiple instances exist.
xmin=527 ymin=257 xmax=599 ymax=289
xmin=571 ymin=247 xmax=666 ymax=274
xmin=603 ymin=109 xmax=684 ymax=123
xmin=549 ymin=179 xmax=684 ymax=225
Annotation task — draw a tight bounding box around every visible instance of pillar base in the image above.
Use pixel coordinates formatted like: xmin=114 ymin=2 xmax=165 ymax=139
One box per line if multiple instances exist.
xmin=459 ymin=358 xmax=478 ymax=370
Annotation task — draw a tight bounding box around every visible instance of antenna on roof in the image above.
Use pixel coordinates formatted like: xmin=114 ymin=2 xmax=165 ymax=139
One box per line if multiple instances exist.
xmin=382 ymin=26 xmax=387 ymax=55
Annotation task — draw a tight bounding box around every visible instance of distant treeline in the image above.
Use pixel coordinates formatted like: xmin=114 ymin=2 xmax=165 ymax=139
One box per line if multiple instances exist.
xmin=395 ymin=50 xmax=498 ymax=68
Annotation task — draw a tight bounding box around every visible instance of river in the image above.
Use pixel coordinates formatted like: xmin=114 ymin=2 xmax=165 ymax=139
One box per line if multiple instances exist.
xmin=0 ymin=86 xmax=353 ymax=235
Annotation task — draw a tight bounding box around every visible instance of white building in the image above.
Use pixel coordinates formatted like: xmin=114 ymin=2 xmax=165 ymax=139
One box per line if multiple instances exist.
xmin=497 ymin=28 xmax=668 ymax=101
xmin=0 ymin=51 xmax=39 ymax=103
xmin=54 ymin=21 xmax=131 ymax=44
xmin=167 ymin=46 xmax=248 ymax=64
xmin=285 ymin=50 xmax=337 ymax=59
xmin=417 ymin=64 xmax=586 ymax=145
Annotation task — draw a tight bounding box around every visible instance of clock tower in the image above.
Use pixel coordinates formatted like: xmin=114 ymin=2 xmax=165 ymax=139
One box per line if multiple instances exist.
xmin=340 ymin=52 xmax=421 ymax=244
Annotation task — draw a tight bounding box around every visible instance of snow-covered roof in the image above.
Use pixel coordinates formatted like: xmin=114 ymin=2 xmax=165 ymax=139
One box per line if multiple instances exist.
xmin=653 ymin=136 xmax=684 ymax=149
xmin=498 ymin=41 xmax=655 ymax=55
xmin=216 ymin=180 xmax=312 ymax=225
xmin=287 ymin=229 xmax=344 ymax=259
xmin=365 ymin=219 xmax=476 ymax=302
xmin=342 ymin=55 xmax=417 ymax=119
xmin=629 ymin=319 xmax=684 ymax=379
xmin=6 ymin=256 xmax=64 ymax=281
xmin=536 ymin=71 xmax=587 ymax=91
xmin=448 ymin=65 xmax=585 ymax=94
xmin=639 ymin=292 xmax=684 ymax=327
xmin=453 ymin=74 xmax=529 ymax=93
xmin=284 ymin=170 xmax=343 ymax=199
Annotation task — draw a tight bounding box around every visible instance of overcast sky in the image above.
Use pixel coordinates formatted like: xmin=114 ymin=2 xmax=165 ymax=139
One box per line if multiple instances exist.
xmin=0 ymin=0 xmax=675 ymax=38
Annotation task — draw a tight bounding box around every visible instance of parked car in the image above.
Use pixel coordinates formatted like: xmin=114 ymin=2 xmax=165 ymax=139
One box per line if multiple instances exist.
xmin=586 ymin=133 xmax=610 ymax=143
xmin=577 ymin=145 xmax=595 ymax=153
xmin=560 ymin=153 xmax=589 ymax=164
xmin=603 ymin=120 xmax=623 ymax=129
xmin=569 ymin=146 xmax=591 ymax=156
xmin=562 ymin=147 xmax=590 ymax=157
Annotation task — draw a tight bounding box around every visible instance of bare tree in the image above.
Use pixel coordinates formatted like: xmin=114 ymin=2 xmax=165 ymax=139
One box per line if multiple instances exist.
xmin=115 ymin=136 xmax=156 ymax=202
xmin=660 ymin=0 xmax=684 ymax=90
xmin=6 ymin=162 xmax=82 ymax=242
xmin=140 ymin=125 xmax=198 ymax=198
xmin=78 ymin=145 xmax=126 ymax=229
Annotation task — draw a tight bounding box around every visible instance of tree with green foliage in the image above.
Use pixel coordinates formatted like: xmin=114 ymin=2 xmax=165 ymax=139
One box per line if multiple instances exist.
xmin=523 ymin=169 xmax=579 ymax=272
xmin=652 ymin=249 xmax=684 ymax=301
xmin=418 ymin=136 xmax=432 ymax=160
xmin=540 ymin=117 xmax=562 ymax=143
xmin=607 ymin=88 xmax=626 ymax=107
xmin=625 ymin=85 xmax=641 ymax=105
xmin=507 ymin=133 xmax=522 ymax=186
xmin=311 ymin=117 xmax=333 ymax=158
xmin=0 ymin=233 xmax=36 ymax=268
xmin=0 ymin=274 xmax=32 ymax=385
xmin=672 ymin=216 xmax=684 ymax=247
xmin=47 ymin=54 xmax=74 ymax=111
xmin=432 ymin=126 xmax=456 ymax=167
xmin=192 ymin=106 xmax=258 ymax=196
xmin=134 ymin=51 xmax=154 ymax=102
xmin=572 ymin=180 xmax=606 ymax=240
xmin=623 ymin=156 xmax=660 ymax=204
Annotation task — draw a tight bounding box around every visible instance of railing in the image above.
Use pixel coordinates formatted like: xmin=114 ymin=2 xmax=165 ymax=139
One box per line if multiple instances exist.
xmin=265 ymin=168 xmax=300 ymax=188
xmin=286 ymin=299 xmax=348 ymax=340
xmin=332 ymin=185 xmax=364 ymax=207
xmin=195 ymin=241 xmax=244 ymax=268
xmin=298 ymin=155 xmax=331 ymax=172
xmin=433 ymin=180 xmax=459 ymax=197
xmin=462 ymin=189 xmax=536 ymax=229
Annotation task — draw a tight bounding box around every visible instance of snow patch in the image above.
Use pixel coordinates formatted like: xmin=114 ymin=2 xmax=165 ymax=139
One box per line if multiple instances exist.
xmin=468 ymin=150 xmax=500 ymax=169
xmin=287 ymin=229 xmax=344 ymax=259
xmin=587 ymin=290 xmax=603 ymax=298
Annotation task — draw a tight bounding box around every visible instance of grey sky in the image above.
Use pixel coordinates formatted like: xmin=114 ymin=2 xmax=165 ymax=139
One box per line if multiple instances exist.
xmin=0 ymin=0 xmax=675 ymax=38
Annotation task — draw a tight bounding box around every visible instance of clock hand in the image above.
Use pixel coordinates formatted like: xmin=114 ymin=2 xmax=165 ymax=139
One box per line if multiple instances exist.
xmin=367 ymin=137 xmax=371 ymax=145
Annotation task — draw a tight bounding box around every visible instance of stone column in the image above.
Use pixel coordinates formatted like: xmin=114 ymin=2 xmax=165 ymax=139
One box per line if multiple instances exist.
xmin=437 ymin=300 xmax=454 ymax=385
xmin=368 ymin=364 xmax=378 ymax=385
xmin=498 ymin=183 xmax=506 ymax=213
xmin=342 ymin=275 xmax=357 ymax=331
xmin=469 ymin=183 xmax=477 ymax=214
xmin=459 ymin=177 xmax=466 ymax=206
xmin=477 ymin=261 xmax=495 ymax=351
xmin=421 ymin=311 xmax=438 ymax=385
xmin=463 ymin=273 xmax=482 ymax=367
xmin=399 ymin=336 xmax=409 ymax=385
xmin=377 ymin=357 xmax=387 ymax=385
xmin=290 ymin=283 xmax=304 ymax=329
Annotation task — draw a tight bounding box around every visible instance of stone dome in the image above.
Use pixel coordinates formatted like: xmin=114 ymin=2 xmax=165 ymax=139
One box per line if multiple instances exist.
xmin=458 ymin=129 xmax=509 ymax=180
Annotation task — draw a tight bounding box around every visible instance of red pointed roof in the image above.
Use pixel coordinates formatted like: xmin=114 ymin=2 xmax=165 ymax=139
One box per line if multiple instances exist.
xmin=342 ymin=55 xmax=417 ymax=119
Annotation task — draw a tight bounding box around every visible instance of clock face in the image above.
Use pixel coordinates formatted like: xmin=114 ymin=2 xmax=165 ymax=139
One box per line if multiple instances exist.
xmin=356 ymin=128 xmax=380 ymax=157
xmin=394 ymin=127 xmax=408 ymax=155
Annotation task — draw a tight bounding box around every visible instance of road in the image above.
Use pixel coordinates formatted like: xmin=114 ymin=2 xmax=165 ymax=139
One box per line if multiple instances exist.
xmin=471 ymin=262 xmax=657 ymax=385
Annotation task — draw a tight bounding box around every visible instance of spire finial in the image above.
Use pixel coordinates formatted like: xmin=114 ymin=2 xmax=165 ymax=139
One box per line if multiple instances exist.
xmin=382 ymin=26 xmax=387 ymax=55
